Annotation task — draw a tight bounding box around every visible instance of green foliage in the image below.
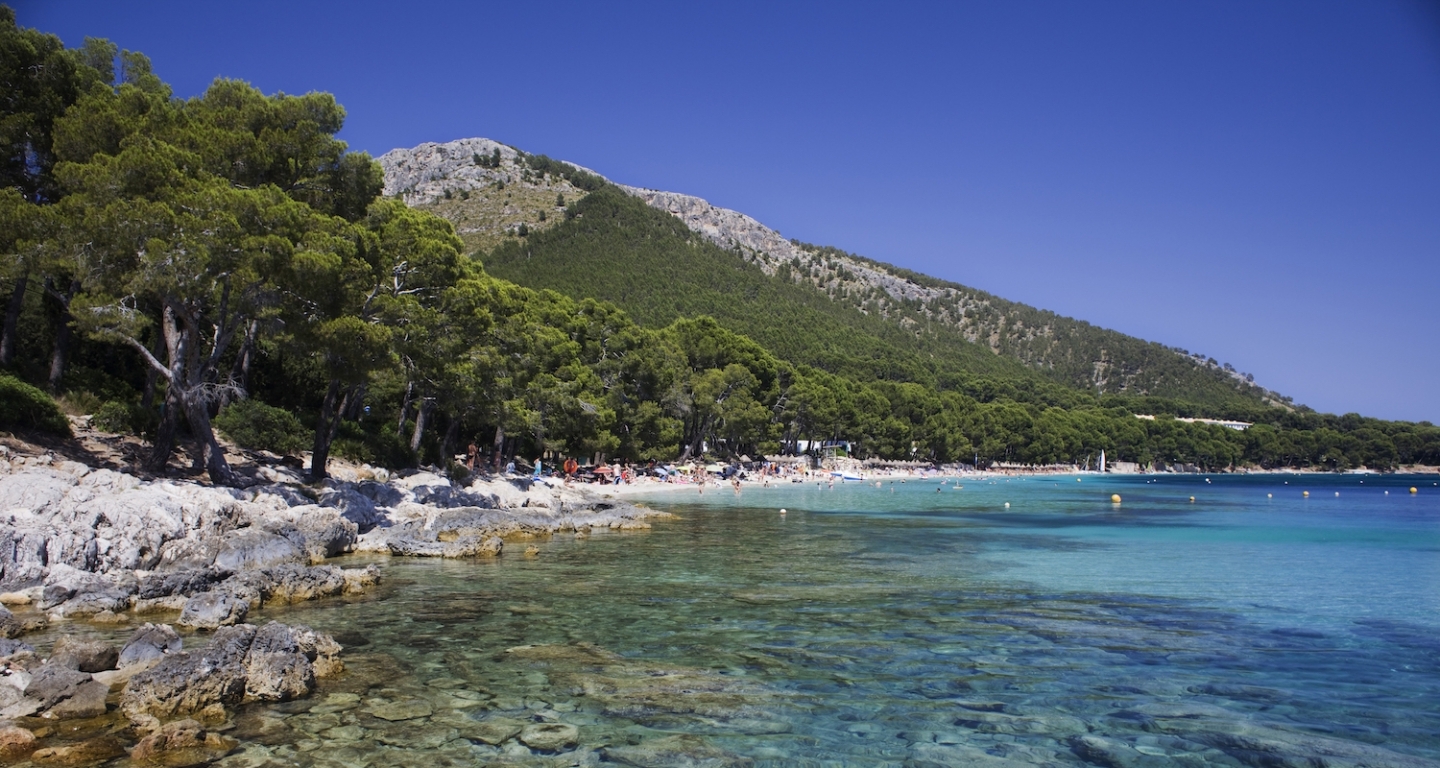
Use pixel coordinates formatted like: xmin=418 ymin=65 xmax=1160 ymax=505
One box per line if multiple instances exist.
xmin=332 ymin=421 xmax=413 ymax=468
xmin=483 ymin=186 xmax=1024 ymax=387
xmin=0 ymin=374 xmax=71 ymax=436
xmin=91 ymin=400 xmax=156 ymax=436
xmin=214 ymin=399 xmax=308 ymax=455
xmin=3 ymin=16 xmax=1435 ymax=478
xmin=523 ymin=154 xmax=604 ymax=191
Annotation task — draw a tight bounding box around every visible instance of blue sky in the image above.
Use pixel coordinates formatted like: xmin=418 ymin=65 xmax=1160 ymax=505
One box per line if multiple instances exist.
xmin=17 ymin=0 xmax=1440 ymax=423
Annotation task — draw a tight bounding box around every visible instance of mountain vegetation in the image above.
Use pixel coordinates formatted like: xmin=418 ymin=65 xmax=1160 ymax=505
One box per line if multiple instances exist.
xmin=2 ymin=9 xmax=1437 ymax=478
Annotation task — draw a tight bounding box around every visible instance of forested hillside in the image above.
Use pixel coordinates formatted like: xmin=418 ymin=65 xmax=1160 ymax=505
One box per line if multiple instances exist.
xmin=388 ymin=138 xmax=1283 ymax=409
xmin=482 ymin=187 xmax=1032 ymax=386
xmin=2 ymin=10 xmax=1437 ymax=477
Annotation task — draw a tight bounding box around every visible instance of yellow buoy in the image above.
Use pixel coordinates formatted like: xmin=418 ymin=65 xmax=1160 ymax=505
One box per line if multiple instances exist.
xmin=1189 ymin=496 xmax=1195 ymax=502
xmin=1411 ymin=487 xmax=1419 ymax=494
xmin=1303 ymin=491 xmax=1310 ymax=497
xmin=1110 ymin=494 xmax=1122 ymax=503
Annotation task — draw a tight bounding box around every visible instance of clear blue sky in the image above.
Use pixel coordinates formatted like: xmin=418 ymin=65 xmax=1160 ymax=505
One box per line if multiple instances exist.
xmin=16 ymin=0 xmax=1440 ymax=423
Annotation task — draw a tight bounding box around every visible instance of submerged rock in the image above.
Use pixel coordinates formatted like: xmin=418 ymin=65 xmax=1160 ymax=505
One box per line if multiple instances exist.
xmin=518 ymin=722 xmax=579 ymax=752
xmin=601 ymin=734 xmax=754 ymax=767
xmin=0 ymin=725 xmax=37 ymax=761
xmin=129 ymin=718 xmax=238 ymax=767
xmin=29 ymin=735 xmax=127 ymax=766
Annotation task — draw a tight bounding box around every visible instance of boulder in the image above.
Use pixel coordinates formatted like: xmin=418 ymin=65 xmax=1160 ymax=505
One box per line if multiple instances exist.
xmin=0 ymin=605 xmax=24 ymax=638
xmin=49 ymin=636 xmax=118 ymax=672
xmin=119 ymin=623 xmax=183 ymax=669
xmin=212 ymin=529 xmax=304 ymax=571
xmin=0 ymin=638 xmax=35 ymax=657
xmin=243 ymin=623 xmax=315 ymax=701
xmin=121 ymin=624 xmax=256 ymax=723
xmin=177 ymin=591 xmax=248 ymax=629
xmin=0 ymin=725 xmax=36 ymax=761
xmin=120 ymin=622 xmax=339 ymax=724
xmin=290 ymin=624 xmax=345 ymax=677
xmin=129 ymin=718 xmax=238 ymax=767
xmin=22 ymin=663 xmax=92 ymax=711
xmin=43 ymin=679 xmax=109 ymax=719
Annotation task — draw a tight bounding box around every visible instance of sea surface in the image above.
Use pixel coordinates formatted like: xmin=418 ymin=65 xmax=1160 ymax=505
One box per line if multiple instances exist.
xmin=60 ymin=474 xmax=1440 ymax=766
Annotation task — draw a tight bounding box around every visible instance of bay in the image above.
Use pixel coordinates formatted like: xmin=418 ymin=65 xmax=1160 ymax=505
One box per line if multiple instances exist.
xmin=71 ymin=473 xmax=1440 ymax=766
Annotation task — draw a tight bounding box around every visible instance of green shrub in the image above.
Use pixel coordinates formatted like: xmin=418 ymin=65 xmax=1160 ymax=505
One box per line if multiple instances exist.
xmin=56 ymin=390 xmax=103 ymax=417
xmin=0 ymin=375 xmax=72 ymax=437
xmin=214 ymin=399 xmax=308 ymax=455
xmin=332 ymin=421 xmax=413 ymax=469
xmin=91 ymin=401 xmax=158 ymax=437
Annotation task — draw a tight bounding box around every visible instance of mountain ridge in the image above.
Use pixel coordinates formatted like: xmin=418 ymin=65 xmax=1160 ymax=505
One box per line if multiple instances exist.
xmin=377 ymin=138 xmax=1288 ymax=410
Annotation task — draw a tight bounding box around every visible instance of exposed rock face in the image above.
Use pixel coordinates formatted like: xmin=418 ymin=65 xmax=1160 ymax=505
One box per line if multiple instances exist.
xmin=0 ymin=457 xmax=387 ymax=630
xmin=0 ymin=455 xmax=656 ymax=621
xmin=120 ymin=622 xmax=341 ymax=725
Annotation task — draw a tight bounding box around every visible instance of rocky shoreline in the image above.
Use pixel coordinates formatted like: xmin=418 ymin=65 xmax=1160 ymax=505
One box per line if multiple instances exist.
xmin=0 ymin=442 xmax=670 ymax=764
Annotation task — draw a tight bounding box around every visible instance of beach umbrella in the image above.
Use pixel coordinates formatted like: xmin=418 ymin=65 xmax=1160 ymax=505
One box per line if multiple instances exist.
xmin=593 ymin=466 xmax=614 ymax=475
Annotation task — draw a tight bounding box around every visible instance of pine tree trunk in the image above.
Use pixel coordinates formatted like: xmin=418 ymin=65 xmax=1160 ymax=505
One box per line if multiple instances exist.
xmin=410 ymin=398 xmax=432 ymax=454
xmin=309 ymin=378 xmax=343 ymax=480
xmin=230 ymin=319 xmax=259 ymax=393
xmin=397 ymin=382 xmax=413 ymax=433
xmin=145 ymin=388 xmax=181 ymax=472
xmin=0 ymin=272 xmax=27 ymax=368
xmin=45 ymin=279 xmax=79 ymax=392
xmin=440 ymin=415 xmax=460 ymax=466
xmin=492 ymin=423 xmax=505 ymax=471
xmin=182 ymin=386 xmax=235 ymax=486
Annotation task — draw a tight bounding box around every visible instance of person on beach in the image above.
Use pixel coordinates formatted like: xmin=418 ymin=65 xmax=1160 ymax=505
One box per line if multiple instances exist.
xmin=533 ymin=458 xmax=542 ymax=479
xmin=466 ymin=441 xmax=478 ymax=471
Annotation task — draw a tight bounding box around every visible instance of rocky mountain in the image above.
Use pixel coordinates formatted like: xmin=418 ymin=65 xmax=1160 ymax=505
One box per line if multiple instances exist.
xmin=378 ymin=138 xmax=1287 ymax=409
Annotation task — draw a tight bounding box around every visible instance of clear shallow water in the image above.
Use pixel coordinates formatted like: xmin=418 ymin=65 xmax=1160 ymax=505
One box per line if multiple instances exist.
xmin=68 ymin=474 xmax=1440 ymax=766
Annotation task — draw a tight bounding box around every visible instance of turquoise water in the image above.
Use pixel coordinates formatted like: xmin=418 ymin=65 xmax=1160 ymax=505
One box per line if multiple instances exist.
xmin=193 ymin=472 xmax=1440 ymax=766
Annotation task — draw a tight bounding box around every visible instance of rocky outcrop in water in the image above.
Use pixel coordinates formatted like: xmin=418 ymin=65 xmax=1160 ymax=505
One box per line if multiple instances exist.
xmin=120 ymin=621 xmax=342 ymax=727
xmin=0 ymin=449 xmax=664 ymax=632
